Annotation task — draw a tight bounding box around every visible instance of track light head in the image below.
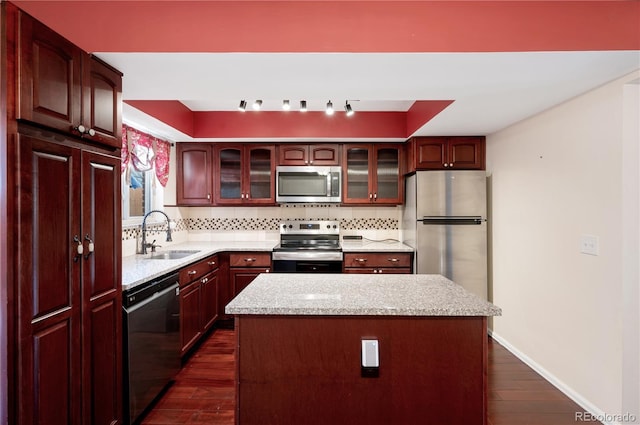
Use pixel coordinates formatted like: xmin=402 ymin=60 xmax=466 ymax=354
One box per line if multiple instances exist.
xmin=252 ymin=100 xmax=262 ymax=110
xmin=326 ymin=100 xmax=334 ymax=116
xmin=300 ymin=100 xmax=307 ymax=112
xmin=282 ymin=100 xmax=291 ymax=111
xmin=238 ymin=100 xmax=247 ymax=111
xmin=344 ymin=101 xmax=354 ymax=116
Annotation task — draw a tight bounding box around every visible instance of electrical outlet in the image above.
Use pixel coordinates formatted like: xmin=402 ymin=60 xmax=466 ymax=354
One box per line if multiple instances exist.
xmin=580 ymin=234 xmax=599 ymax=256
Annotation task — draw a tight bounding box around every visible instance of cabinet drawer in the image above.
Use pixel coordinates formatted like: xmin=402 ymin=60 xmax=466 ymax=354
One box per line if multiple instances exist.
xmin=230 ymin=252 xmax=271 ymax=268
xmin=179 ymin=254 xmax=219 ymax=286
xmin=344 ymin=252 xmax=412 ymax=268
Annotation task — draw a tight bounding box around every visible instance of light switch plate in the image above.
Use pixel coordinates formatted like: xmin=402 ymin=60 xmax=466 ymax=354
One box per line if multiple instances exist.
xmin=580 ymin=234 xmax=599 ymax=256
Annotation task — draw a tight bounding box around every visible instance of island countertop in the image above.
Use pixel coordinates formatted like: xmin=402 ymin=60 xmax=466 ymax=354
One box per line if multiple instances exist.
xmin=225 ymin=273 xmax=501 ymax=317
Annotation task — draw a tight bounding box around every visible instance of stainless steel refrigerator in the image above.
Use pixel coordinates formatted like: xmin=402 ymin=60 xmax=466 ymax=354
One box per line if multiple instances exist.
xmin=402 ymin=171 xmax=488 ymax=300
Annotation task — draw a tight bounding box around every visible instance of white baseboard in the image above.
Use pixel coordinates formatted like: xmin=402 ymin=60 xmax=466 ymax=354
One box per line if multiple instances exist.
xmin=489 ymin=331 xmax=627 ymax=425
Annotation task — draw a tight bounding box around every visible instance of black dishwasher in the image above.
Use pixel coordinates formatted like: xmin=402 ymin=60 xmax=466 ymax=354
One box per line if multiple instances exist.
xmin=123 ymin=272 xmax=180 ymax=424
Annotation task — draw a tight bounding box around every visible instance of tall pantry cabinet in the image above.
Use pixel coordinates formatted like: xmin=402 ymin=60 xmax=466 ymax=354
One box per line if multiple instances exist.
xmin=1 ymin=3 xmax=123 ymax=424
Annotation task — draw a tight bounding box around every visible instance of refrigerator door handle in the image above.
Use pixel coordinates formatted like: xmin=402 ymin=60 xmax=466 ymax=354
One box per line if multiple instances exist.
xmin=420 ymin=216 xmax=484 ymax=225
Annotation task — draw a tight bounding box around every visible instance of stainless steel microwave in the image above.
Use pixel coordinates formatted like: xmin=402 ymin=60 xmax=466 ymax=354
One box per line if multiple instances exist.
xmin=276 ymin=166 xmax=342 ymax=203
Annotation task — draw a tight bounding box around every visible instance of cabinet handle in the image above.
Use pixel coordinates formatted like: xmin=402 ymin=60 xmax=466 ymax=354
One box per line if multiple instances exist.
xmin=73 ymin=235 xmax=83 ymax=262
xmin=73 ymin=125 xmax=96 ymax=137
xmin=244 ymin=258 xmax=256 ymax=263
xmin=449 ymin=163 xmax=454 ymax=167
xmin=202 ymin=277 xmax=208 ymax=284
xmin=369 ymin=193 xmax=373 ymax=200
xmin=187 ymin=270 xmax=197 ymax=276
xmin=443 ymin=163 xmax=449 ymax=168
xmin=387 ymin=258 xmax=399 ymax=263
xmin=207 ymin=193 xmax=211 ymax=200
xmin=355 ymin=258 xmax=367 ymax=263
xmin=266 ymin=269 xmax=270 ymax=273
xmin=373 ymin=193 xmax=377 ymax=200
xmin=84 ymin=234 xmax=94 ymax=260
xmin=207 ymin=261 xmax=216 ymax=266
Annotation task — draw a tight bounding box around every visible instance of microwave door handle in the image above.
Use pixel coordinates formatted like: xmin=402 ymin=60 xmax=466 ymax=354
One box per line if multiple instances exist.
xmin=327 ymin=173 xmax=331 ymax=195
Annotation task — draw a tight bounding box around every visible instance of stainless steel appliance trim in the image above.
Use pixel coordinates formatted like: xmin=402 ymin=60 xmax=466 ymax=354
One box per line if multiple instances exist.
xmin=272 ymin=251 xmax=344 ymax=261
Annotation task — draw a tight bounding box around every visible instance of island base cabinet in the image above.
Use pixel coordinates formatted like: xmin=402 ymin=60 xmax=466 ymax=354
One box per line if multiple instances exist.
xmin=236 ymin=316 xmax=487 ymax=425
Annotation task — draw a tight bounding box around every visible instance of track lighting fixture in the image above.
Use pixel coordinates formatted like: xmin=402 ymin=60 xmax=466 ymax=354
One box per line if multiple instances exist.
xmin=237 ymin=99 xmax=354 ymax=114
xmin=344 ymin=101 xmax=354 ymax=116
xmin=325 ymin=100 xmax=334 ymax=116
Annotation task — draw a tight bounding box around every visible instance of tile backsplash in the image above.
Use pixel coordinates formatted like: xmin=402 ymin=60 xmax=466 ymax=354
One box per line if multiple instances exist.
xmin=122 ymin=205 xmax=403 ymax=256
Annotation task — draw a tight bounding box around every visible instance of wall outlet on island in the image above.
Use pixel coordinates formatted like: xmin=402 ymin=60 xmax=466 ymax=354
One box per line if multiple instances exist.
xmin=580 ymin=234 xmax=599 ymax=256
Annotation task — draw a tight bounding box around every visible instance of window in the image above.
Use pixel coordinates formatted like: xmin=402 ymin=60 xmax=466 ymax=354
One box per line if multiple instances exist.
xmin=122 ymin=164 xmax=153 ymax=221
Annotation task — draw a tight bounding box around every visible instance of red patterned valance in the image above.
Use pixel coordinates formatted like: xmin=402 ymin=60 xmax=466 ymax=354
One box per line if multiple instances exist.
xmin=122 ymin=124 xmax=172 ymax=187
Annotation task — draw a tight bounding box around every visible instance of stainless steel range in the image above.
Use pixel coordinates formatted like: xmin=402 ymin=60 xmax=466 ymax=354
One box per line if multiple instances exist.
xmin=272 ymin=220 xmax=343 ymax=273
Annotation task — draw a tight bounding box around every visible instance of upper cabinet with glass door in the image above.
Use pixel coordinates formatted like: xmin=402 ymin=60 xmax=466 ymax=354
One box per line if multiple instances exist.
xmin=342 ymin=144 xmax=403 ymax=205
xmin=214 ymin=144 xmax=275 ymax=205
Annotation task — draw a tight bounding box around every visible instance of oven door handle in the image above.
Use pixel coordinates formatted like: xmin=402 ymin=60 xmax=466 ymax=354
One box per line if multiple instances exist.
xmin=272 ymin=251 xmax=343 ymax=261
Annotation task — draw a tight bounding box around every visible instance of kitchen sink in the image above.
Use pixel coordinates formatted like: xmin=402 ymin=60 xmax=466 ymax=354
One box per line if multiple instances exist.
xmin=147 ymin=250 xmax=201 ymax=260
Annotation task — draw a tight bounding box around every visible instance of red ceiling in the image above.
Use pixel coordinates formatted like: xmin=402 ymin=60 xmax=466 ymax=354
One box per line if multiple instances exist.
xmin=12 ymin=1 xmax=640 ymax=53
xmin=12 ymin=1 xmax=640 ymax=139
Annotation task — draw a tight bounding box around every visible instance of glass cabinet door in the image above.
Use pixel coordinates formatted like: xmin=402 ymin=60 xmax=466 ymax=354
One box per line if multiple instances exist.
xmin=248 ymin=146 xmax=274 ymax=202
xmin=218 ymin=147 xmax=242 ymax=201
xmin=344 ymin=146 xmax=371 ymax=203
xmin=375 ymin=147 xmax=400 ymax=202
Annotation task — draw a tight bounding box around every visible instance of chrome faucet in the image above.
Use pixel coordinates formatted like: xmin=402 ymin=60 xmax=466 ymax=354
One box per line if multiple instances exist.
xmin=141 ymin=210 xmax=173 ymax=254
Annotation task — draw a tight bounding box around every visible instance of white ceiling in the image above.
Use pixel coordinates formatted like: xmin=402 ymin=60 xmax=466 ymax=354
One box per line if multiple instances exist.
xmin=98 ymin=51 xmax=640 ymax=142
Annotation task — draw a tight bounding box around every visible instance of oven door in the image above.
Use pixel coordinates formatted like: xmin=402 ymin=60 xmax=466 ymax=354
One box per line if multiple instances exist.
xmin=272 ymin=251 xmax=343 ymax=273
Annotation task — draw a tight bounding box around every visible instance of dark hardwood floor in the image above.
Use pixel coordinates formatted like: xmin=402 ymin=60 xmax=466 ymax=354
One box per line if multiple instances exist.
xmin=140 ymin=328 xmax=597 ymax=425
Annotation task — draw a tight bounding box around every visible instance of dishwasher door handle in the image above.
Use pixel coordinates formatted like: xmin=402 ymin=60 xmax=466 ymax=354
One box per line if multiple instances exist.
xmin=123 ymin=282 xmax=179 ymax=314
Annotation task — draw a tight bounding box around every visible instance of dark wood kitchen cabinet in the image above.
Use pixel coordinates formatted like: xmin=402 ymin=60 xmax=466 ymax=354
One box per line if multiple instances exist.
xmin=229 ymin=252 xmax=271 ymax=296
xmin=278 ymin=144 xmax=340 ymax=166
xmin=343 ymin=252 xmax=413 ymax=274
xmin=4 ymin=4 xmax=124 ymax=423
xmin=407 ymin=136 xmax=485 ymax=172
xmin=343 ymin=144 xmax=403 ymax=205
xmin=176 ymin=143 xmax=214 ymax=205
xmin=215 ymin=144 xmax=276 ymax=205
xmin=15 ymin=130 xmax=122 ymax=425
xmin=18 ymin=10 xmax=122 ymax=148
xmin=179 ymin=255 xmax=220 ymax=356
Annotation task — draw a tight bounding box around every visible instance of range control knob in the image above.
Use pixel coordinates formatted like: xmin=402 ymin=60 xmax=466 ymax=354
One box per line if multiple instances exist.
xmin=288 ymin=224 xmax=293 ymax=229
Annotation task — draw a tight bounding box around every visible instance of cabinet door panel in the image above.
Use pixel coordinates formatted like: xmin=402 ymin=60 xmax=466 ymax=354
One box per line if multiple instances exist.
xmin=201 ymin=271 xmax=219 ymax=331
xmin=33 ymin=320 xmax=75 ymax=425
xmin=343 ymin=145 xmax=371 ymax=203
xmin=374 ymin=146 xmax=401 ymax=203
xmin=278 ymin=145 xmax=307 ymax=165
xmin=177 ymin=144 xmax=213 ymax=205
xmin=85 ymin=58 xmax=122 ymax=148
xmin=309 ymin=144 xmax=339 ymax=165
xmin=180 ymin=282 xmax=202 ymax=355
xmin=17 ymin=135 xmax=82 ymax=425
xmin=18 ymin=12 xmax=82 ymax=133
xmin=81 ymin=152 xmax=122 ymax=424
xmin=86 ymin=299 xmax=121 ymax=425
xmin=449 ymin=137 xmax=484 ymax=170
xmin=415 ymin=138 xmax=447 ymax=169
xmin=217 ymin=147 xmax=243 ymax=203
xmin=247 ymin=146 xmax=274 ymax=202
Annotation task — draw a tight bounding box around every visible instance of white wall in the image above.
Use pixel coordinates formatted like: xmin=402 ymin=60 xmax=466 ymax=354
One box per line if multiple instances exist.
xmin=488 ymin=70 xmax=640 ymax=423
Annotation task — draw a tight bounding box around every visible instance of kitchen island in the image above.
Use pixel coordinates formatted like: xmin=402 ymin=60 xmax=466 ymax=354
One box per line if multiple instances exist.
xmin=226 ymin=273 xmax=501 ymax=425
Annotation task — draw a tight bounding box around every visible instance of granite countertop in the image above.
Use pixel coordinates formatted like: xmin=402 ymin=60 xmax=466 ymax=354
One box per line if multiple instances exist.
xmin=341 ymin=239 xmax=414 ymax=252
xmin=122 ymin=241 xmax=278 ymax=291
xmin=225 ymin=273 xmax=501 ymax=317
xmin=122 ymin=239 xmax=415 ymax=291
